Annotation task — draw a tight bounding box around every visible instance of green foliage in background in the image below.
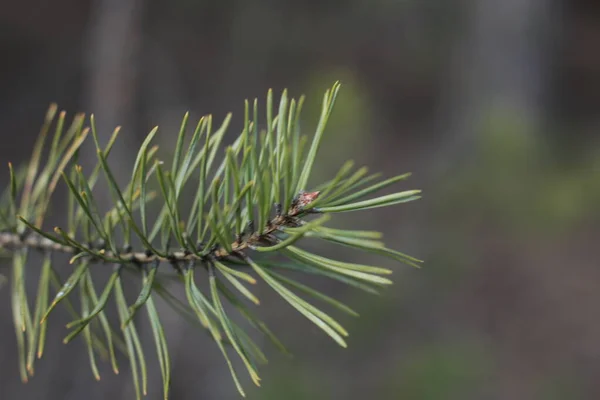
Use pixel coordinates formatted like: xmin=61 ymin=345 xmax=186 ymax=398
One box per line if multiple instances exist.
xmin=0 ymin=83 xmax=421 ymax=398
xmin=437 ymin=109 xmax=600 ymax=238
xmin=385 ymin=341 xmax=491 ymax=400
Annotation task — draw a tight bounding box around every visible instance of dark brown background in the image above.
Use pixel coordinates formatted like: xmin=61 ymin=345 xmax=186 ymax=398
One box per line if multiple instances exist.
xmin=2 ymin=1 xmax=600 ymax=399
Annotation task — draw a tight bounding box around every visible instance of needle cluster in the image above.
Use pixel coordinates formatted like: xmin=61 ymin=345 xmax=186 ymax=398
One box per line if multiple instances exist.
xmin=0 ymin=82 xmax=421 ymax=398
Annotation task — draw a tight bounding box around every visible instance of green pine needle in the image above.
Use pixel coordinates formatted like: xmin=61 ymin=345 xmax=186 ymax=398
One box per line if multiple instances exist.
xmin=0 ymin=82 xmax=421 ymax=398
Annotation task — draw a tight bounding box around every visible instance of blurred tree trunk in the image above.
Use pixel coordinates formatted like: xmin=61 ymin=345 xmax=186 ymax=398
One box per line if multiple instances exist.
xmin=426 ymin=1 xmax=558 ymax=398
xmin=432 ymin=0 xmax=556 ymax=174
xmin=84 ymin=0 xmax=143 ymax=169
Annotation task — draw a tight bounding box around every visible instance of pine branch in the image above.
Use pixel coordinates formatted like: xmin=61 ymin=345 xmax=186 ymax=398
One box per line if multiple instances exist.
xmin=1 ymin=197 xmax=325 ymax=264
xmin=0 ymin=82 xmax=422 ymax=398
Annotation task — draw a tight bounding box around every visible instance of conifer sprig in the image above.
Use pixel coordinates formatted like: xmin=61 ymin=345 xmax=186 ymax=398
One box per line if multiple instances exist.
xmin=0 ymin=82 xmax=421 ymax=398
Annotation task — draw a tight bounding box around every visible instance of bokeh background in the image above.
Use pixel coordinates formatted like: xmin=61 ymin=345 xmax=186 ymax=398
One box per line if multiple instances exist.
xmin=2 ymin=1 xmax=600 ymax=399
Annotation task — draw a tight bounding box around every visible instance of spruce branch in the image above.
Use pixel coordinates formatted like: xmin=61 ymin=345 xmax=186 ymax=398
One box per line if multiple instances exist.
xmin=0 ymin=82 xmax=422 ymax=398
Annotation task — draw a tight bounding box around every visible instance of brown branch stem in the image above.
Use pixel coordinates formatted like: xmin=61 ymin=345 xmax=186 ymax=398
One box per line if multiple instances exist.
xmin=0 ymin=207 xmax=310 ymax=267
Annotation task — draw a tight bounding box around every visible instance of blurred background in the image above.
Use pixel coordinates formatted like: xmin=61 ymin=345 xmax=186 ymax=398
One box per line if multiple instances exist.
xmin=1 ymin=0 xmax=600 ymax=399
